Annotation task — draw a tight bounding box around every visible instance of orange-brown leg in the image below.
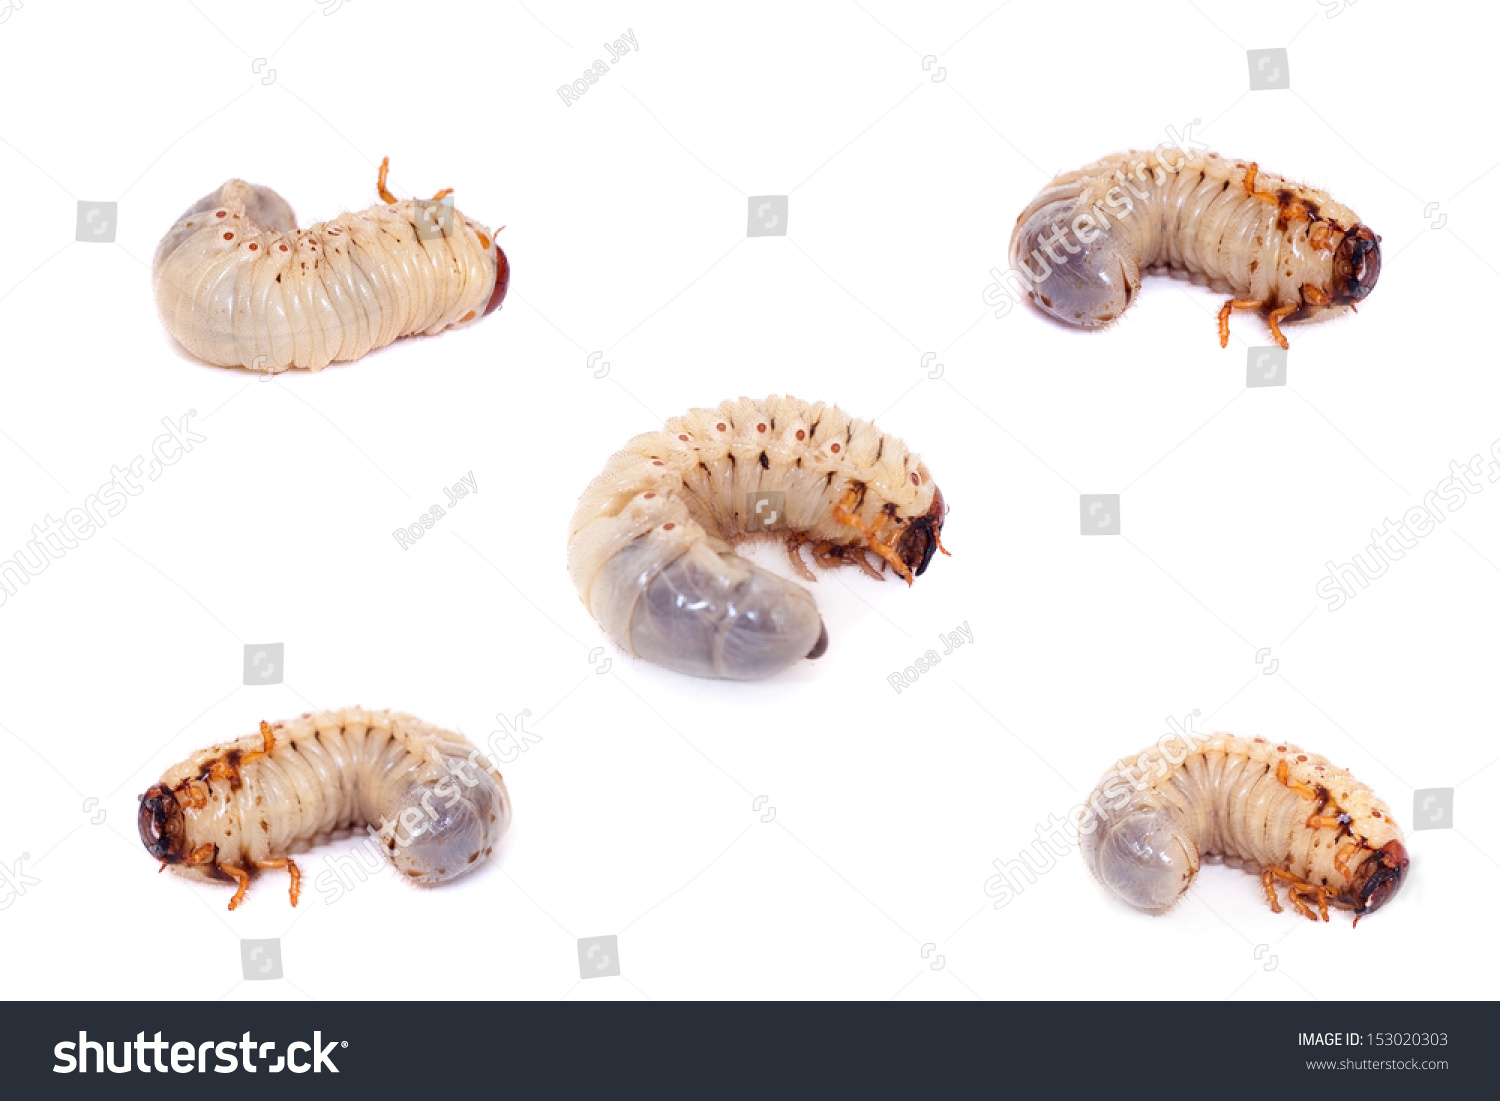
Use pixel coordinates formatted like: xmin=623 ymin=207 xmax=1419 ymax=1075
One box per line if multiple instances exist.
xmin=184 ymin=843 xmax=216 ymax=866
xmin=1334 ymin=843 xmax=1360 ymax=879
xmin=1267 ymin=303 xmax=1298 ymax=350
xmin=832 ymin=489 xmax=913 ymax=584
xmin=1308 ymin=222 xmax=1336 ymax=252
xmin=1306 ymin=813 xmax=1344 ymax=830
xmin=253 ymin=858 xmax=301 ymax=907
xmin=1275 ymin=759 xmax=1321 ymax=801
xmin=1262 ymin=867 xmax=1283 ymax=913
xmin=1300 ymin=283 xmax=1332 ymax=308
xmin=1218 ymin=298 xmax=1264 ymax=348
xmin=1267 ymin=866 xmax=1326 ymax=921
xmin=181 ymin=782 xmax=209 ymax=810
xmin=1241 ymin=163 xmax=1280 ymax=205
xmin=220 ymin=863 xmax=251 ymax=911
xmin=240 ymin=720 xmax=277 ymax=767
xmin=431 ymin=187 xmax=453 ymax=201
xmin=376 ymin=156 xmax=398 ymax=204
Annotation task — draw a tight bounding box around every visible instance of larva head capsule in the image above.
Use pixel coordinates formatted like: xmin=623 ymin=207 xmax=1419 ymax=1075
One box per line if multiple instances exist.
xmin=137 ymin=784 xmax=188 ymax=864
xmin=895 ymin=483 xmax=947 ymax=578
xmin=1351 ymin=839 xmax=1408 ymax=917
xmin=1333 ymin=224 xmax=1381 ymax=304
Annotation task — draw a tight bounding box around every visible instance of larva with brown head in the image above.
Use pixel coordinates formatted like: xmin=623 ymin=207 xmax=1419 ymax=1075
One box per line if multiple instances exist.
xmin=567 ymin=396 xmax=949 ymax=680
xmin=152 ymin=158 xmax=509 ymax=371
xmin=137 ymin=708 xmax=510 ymax=909
xmin=1081 ymin=732 xmax=1407 ymax=924
xmin=1008 ymin=150 xmax=1380 ymax=349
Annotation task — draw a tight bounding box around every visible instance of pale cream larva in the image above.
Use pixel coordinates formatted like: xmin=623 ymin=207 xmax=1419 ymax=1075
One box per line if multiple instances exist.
xmin=152 ymin=158 xmax=509 ymax=371
xmin=137 ymin=708 xmax=510 ymax=909
xmin=1007 ymin=150 xmax=1381 ymax=348
xmin=567 ymin=396 xmax=949 ymax=680
xmin=1082 ymin=732 xmax=1408 ymax=924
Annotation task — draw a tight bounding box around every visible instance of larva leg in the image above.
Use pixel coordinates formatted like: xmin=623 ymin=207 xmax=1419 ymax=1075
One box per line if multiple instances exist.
xmin=431 ymin=188 xmax=453 ymax=201
xmin=784 ymin=533 xmax=817 ymax=583
xmin=1300 ymin=283 xmax=1332 ymax=307
xmin=1261 ymin=867 xmax=1284 ymax=914
xmin=1266 ymin=866 xmax=1325 ymax=921
xmin=832 ymin=488 xmax=914 ymax=585
xmin=252 ymin=858 xmax=301 ymax=907
xmin=1308 ymin=222 xmax=1336 ymax=252
xmin=184 ymin=843 xmax=215 ymax=866
xmin=219 ymin=863 xmax=251 ymax=911
xmin=240 ymin=721 xmax=276 ymax=767
xmin=1241 ymin=162 xmax=1280 ymax=205
xmin=1275 ymin=759 xmax=1321 ymax=801
xmin=1266 ymin=304 xmax=1298 ymax=350
xmin=1334 ymin=843 xmax=1361 ymax=878
xmin=1217 ymin=299 xmax=1264 ymax=348
xmin=1306 ymin=813 xmax=1344 ymax=830
xmin=376 ymin=156 xmax=398 ymax=204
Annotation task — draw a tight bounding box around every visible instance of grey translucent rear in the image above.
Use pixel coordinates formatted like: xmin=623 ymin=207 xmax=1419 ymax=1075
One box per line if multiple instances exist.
xmin=592 ymin=534 xmax=824 ymax=680
xmin=1013 ymin=199 xmax=1139 ymax=328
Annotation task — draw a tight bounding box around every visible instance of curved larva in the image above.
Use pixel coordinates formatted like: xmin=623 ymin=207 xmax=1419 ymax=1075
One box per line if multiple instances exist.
xmin=566 ymin=395 xmax=948 ymax=680
xmin=137 ymin=708 xmax=511 ymax=909
xmin=1008 ymin=150 xmax=1381 ymax=349
xmin=1081 ymin=732 xmax=1408 ymax=924
xmin=152 ymin=158 xmax=509 ymax=372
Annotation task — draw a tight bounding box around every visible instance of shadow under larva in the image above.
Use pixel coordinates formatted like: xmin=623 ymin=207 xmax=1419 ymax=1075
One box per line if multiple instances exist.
xmin=138 ymin=708 xmax=510 ymax=910
xmin=1007 ymin=149 xmax=1381 ymax=349
xmin=152 ymin=157 xmax=510 ymax=372
xmin=1082 ymin=732 xmax=1407 ymax=925
xmin=567 ymin=395 xmax=950 ymax=681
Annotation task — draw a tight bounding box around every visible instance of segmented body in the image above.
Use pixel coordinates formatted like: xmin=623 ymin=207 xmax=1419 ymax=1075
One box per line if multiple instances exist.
xmin=1081 ymin=732 xmax=1408 ymax=922
xmin=152 ymin=160 xmax=508 ymax=371
xmin=566 ymin=396 xmax=947 ymax=680
xmin=138 ymin=708 xmax=511 ymax=909
xmin=1007 ymin=150 xmax=1380 ymax=347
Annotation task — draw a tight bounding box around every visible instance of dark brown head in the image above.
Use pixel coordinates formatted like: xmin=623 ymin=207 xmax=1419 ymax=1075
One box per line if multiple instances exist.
xmin=483 ymin=243 xmax=510 ymax=316
xmin=896 ymin=483 xmax=947 ymax=578
xmin=1351 ymin=839 xmax=1408 ymax=916
xmin=138 ymin=784 xmax=187 ymax=863
xmin=1332 ymin=224 xmax=1381 ymax=305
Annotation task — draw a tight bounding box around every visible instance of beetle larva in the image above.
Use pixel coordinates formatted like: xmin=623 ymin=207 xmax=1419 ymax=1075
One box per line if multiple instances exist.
xmin=1008 ymin=150 xmax=1380 ymax=348
xmin=1081 ymin=732 xmax=1407 ymax=924
xmin=152 ymin=158 xmax=509 ymax=371
xmin=137 ymin=708 xmax=511 ymax=909
xmin=566 ymin=396 xmax=949 ymax=680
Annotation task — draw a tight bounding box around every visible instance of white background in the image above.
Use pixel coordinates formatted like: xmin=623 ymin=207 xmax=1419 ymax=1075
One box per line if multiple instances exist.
xmin=0 ymin=0 xmax=1496 ymax=1001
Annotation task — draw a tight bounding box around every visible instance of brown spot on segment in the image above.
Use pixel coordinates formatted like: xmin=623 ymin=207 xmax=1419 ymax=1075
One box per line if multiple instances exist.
xmin=663 ymin=523 xmax=675 ymax=531
xmin=216 ymin=211 xmax=226 ymax=218
xmin=644 ymin=492 xmax=655 ymax=499
xmin=757 ymin=423 xmax=767 ymax=433
xmin=758 ymin=451 xmax=769 ymax=469
xmin=830 ymin=443 xmax=841 ymax=454
xmin=716 ymin=422 xmax=726 ymax=431
xmin=1297 ymin=755 xmax=1307 ymax=762
xmin=468 ymin=853 xmax=479 ymax=864
xmin=223 ymin=232 xmax=234 ymax=240
xmin=678 ymin=434 xmax=689 ymax=441
xmin=248 ymin=242 xmax=258 ymax=251
xmin=795 ymin=429 xmax=805 ymax=441
xmin=652 ymin=460 xmax=664 ymax=466
xmin=911 ymin=473 xmax=920 ymax=485
xmin=460 ymin=310 xmax=475 ymax=323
